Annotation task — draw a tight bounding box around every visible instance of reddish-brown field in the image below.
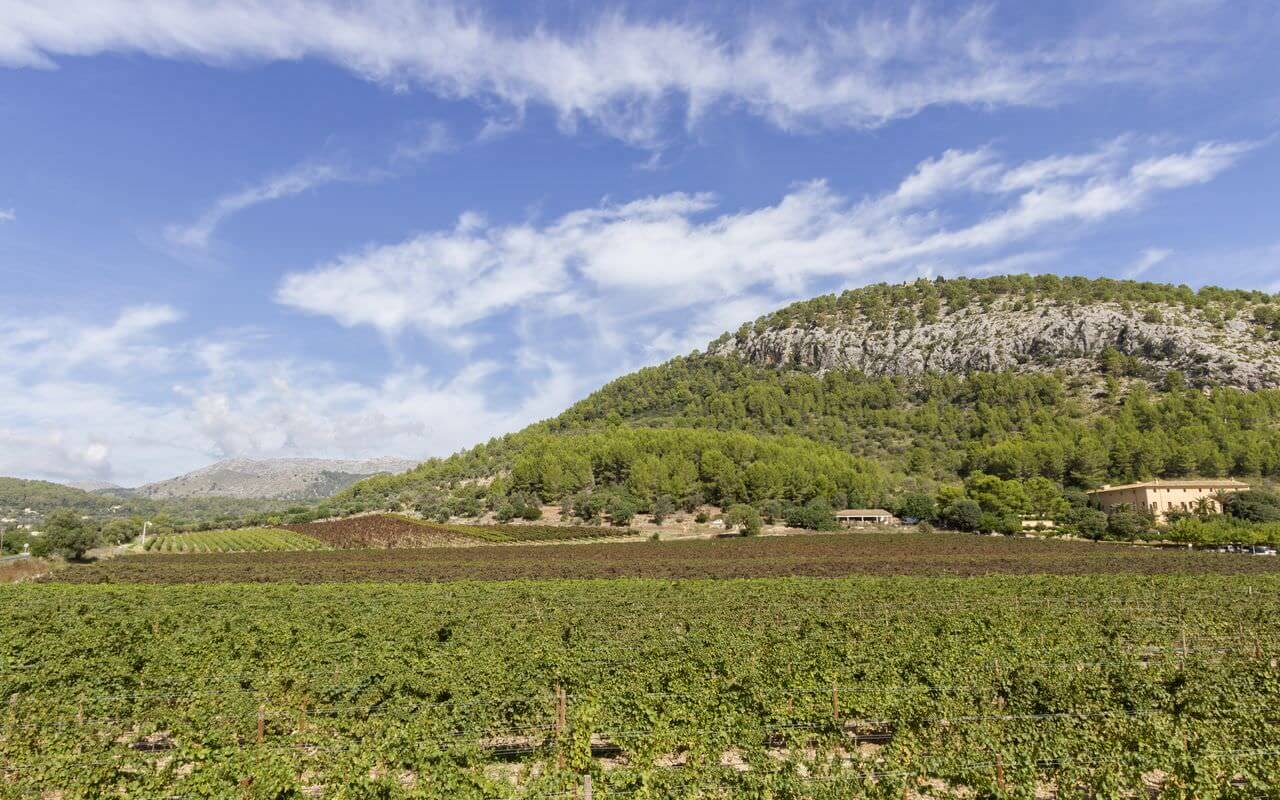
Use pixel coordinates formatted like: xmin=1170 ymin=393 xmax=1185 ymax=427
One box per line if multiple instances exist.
xmin=280 ymin=514 xmax=635 ymax=547
xmin=280 ymin=514 xmax=472 ymax=548
xmin=50 ymin=531 xmax=1280 ymax=584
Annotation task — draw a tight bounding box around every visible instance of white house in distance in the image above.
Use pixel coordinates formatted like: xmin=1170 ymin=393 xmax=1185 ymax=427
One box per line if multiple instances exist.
xmin=1085 ymin=479 xmax=1249 ymax=522
xmin=835 ymin=509 xmax=897 ymax=527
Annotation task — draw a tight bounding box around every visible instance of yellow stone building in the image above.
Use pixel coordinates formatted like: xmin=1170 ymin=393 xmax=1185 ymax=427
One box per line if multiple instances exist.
xmin=1086 ymin=479 xmax=1249 ymax=521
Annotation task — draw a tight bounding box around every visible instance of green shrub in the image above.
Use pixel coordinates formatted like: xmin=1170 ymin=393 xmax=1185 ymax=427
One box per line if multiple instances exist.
xmin=940 ymin=500 xmax=982 ymax=532
xmin=725 ymin=504 xmax=762 ymax=536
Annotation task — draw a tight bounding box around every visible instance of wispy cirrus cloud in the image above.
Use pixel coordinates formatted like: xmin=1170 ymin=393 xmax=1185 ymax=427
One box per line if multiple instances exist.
xmin=0 ymin=208 xmax=14 ymax=222
xmin=167 ymin=120 xmax=457 ymax=248
xmin=1124 ymin=247 xmax=1174 ymax=279
xmin=165 ymin=161 xmax=346 ymax=248
xmin=0 ymin=1 xmax=1250 ymax=146
xmin=277 ymin=138 xmax=1256 ymax=339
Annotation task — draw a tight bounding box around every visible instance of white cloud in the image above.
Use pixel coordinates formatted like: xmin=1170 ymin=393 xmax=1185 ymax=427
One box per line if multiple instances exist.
xmin=166 ymin=162 xmax=345 ymax=248
xmin=0 ymin=307 xmax=586 ymax=485
xmin=1129 ymin=141 xmax=1256 ymax=189
xmin=277 ymin=138 xmax=1253 ymax=339
xmin=393 ymin=120 xmax=453 ymax=163
xmin=0 ymin=208 xmax=14 ymax=222
xmin=0 ymin=304 xmax=181 ymax=374
xmin=0 ymin=1 xmax=1234 ymax=146
xmin=1124 ymin=248 xmax=1174 ymax=279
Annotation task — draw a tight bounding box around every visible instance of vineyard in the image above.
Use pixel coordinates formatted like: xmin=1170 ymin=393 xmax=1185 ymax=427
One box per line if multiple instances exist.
xmin=142 ymin=527 xmax=329 ymax=553
xmin=2 ymin=575 xmax=1278 ymax=797
xmin=279 ymin=515 xmax=474 ymax=548
xmin=435 ymin=520 xmax=639 ymax=544
xmin=280 ymin=514 xmax=637 ymax=548
xmin=58 ymin=531 xmax=1280 ymax=584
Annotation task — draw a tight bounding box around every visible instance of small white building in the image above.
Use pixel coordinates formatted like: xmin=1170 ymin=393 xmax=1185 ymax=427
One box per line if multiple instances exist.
xmin=835 ymin=509 xmax=897 ymax=527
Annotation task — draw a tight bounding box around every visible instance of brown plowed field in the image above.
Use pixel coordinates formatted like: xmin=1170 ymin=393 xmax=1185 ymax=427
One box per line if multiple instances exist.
xmin=280 ymin=514 xmax=472 ymax=548
xmin=52 ymin=532 xmax=1280 ymax=584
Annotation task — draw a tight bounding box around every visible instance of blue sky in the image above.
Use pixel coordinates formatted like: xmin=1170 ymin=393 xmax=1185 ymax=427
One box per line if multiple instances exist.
xmin=2 ymin=0 xmax=1279 ymax=486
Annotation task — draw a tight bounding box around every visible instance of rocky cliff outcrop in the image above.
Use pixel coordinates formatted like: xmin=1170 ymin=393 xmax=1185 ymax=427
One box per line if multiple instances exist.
xmin=708 ymin=300 xmax=1280 ymax=390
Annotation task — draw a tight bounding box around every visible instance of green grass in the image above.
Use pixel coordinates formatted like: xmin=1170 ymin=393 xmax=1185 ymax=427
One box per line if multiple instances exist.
xmin=142 ymin=527 xmax=328 ymax=554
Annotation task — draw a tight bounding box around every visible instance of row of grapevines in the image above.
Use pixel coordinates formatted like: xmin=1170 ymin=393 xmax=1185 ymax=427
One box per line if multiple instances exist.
xmin=143 ymin=527 xmax=328 ymax=553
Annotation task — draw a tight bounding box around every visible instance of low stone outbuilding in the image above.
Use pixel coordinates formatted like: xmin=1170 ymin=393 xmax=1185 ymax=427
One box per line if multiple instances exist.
xmin=835 ymin=509 xmax=897 ymax=527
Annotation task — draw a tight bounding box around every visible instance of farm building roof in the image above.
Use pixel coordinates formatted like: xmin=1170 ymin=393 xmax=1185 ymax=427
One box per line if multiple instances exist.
xmin=1086 ymin=479 xmax=1249 ymax=494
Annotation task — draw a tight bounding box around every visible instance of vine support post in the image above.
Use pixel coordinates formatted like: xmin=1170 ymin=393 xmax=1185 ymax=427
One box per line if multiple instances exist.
xmin=257 ymin=704 xmax=265 ymax=744
xmin=555 ymin=684 xmax=567 ymax=734
xmin=995 ymin=753 xmax=1005 ymax=791
xmin=555 ymin=683 xmax=567 ymax=768
xmin=582 ymin=773 xmax=593 ymax=800
xmin=831 ymin=680 xmax=839 ymax=724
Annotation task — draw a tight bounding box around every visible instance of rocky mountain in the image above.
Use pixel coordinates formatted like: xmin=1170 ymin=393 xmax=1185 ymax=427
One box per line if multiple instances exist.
xmin=707 ymin=280 xmax=1280 ymax=390
xmin=135 ymin=457 xmax=419 ymax=501
xmin=67 ymin=480 xmax=123 ymax=493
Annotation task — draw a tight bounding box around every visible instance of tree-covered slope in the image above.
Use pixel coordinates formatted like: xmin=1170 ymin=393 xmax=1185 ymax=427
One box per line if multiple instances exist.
xmin=0 ymin=476 xmax=299 ymax=528
xmin=332 ymin=276 xmax=1280 ymax=529
xmin=0 ymin=478 xmax=117 ymax=515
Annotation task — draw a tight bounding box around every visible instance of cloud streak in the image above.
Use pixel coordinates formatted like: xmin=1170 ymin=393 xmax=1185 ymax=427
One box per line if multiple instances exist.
xmin=166 ymin=162 xmax=345 ymax=248
xmin=0 ymin=1 xmax=1239 ymax=146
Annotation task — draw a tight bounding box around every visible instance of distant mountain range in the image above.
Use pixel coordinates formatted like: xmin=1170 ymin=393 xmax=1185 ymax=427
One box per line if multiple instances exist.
xmin=127 ymin=457 xmax=420 ymax=500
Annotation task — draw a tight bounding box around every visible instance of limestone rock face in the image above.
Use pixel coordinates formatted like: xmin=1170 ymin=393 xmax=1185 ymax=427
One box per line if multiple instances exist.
xmin=707 ymin=300 xmax=1280 ymax=390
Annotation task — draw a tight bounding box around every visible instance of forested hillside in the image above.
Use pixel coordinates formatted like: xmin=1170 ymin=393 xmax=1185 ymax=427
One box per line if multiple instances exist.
xmin=0 ymin=477 xmax=299 ymax=528
xmin=324 ymin=277 xmax=1280 ymax=541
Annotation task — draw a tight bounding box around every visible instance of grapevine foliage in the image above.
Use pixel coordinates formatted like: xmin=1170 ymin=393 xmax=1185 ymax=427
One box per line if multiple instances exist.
xmin=1 ymin=575 xmax=1278 ymax=797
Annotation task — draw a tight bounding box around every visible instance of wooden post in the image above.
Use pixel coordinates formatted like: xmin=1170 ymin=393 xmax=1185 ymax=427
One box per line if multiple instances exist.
xmin=582 ymin=773 xmax=593 ymax=800
xmin=995 ymin=753 xmax=1005 ymax=791
xmin=1180 ymin=627 xmax=1188 ymax=670
xmin=556 ymin=684 xmax=567 ymax=734
xmin=76 ymin=701 xmax=84 ymax=726
xmin=257 ymin=704 xmax=265 ymax=744
xmin=831 ymin=681 xmax=839 ymax=723
xmin=555 ymin=684 xmax=567 ymax=769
